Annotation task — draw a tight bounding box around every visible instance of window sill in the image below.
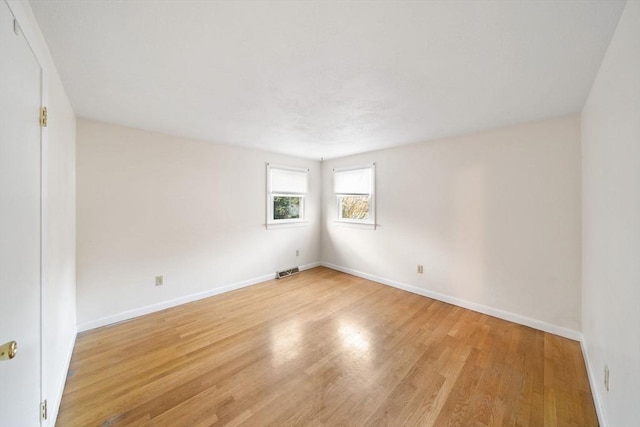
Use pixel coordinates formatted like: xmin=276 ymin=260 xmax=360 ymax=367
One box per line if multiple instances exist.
xmin=333 ymin=220 xmax=377 ymax=230
xmin=266 ymin=221 xmax=308 ymax=230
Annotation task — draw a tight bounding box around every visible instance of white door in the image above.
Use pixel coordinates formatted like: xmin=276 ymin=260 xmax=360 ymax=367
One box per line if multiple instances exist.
xmin=0 ymin=1 xmax=43 ymax=425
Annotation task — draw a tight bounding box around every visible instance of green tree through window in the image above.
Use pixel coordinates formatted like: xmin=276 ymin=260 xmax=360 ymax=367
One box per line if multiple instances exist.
xmin=273 ymin=196 xmax=301 ymax=220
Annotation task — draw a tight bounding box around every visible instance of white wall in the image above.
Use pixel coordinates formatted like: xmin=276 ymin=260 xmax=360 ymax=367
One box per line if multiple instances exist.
xmin=322 ymin=115 xmax=582 ymax=336
xmin=6 ymin=1 xmax=77 ymax=425
xmin=581 ymin=0 xmax=640 ymax=425
xmin=76 ymin=119 xmax=321 ymax=329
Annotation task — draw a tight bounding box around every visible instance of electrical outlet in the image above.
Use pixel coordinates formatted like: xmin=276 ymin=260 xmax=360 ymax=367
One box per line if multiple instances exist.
xmin=155 ymin=275 xmax=163 ymax=286
xmin=296 ymin=249 xmax=299 ymax=257
xmin=417 ymin=265 xmax=424 ymax=274
xmin=604 ymin=364 xmax=610 ymax=391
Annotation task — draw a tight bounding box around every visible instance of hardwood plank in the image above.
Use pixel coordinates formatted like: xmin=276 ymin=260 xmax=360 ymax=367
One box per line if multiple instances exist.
xmin=57 ymin=267 xmax=598 ymax=426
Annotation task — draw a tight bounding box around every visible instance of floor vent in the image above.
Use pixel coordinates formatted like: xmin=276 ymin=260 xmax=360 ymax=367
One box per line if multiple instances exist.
xmin=276 ymin=267 xmax=300 ymax=279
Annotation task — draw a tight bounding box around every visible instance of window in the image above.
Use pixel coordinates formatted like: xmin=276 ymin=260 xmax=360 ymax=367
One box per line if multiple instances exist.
xmin=334 ymin=164 xmax=375 ymax=227
xmin=267 ymin=164 xmax=308 ymax=228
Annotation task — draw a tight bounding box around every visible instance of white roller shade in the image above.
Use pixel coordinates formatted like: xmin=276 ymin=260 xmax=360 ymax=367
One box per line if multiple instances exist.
xmin=270 ymin=167 xmax=307 ymax=194
xmin=334 ymin=167 xmax=372 ymax=195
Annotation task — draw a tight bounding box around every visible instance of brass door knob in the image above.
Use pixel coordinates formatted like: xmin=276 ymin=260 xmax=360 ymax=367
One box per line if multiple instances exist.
xmin=0 ymin=341 xmax=17 ymax=360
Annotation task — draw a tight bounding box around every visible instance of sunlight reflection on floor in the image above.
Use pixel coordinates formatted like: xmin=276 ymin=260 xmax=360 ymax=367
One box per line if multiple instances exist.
xmin=270 ymin=319 xmax=302 ymax=367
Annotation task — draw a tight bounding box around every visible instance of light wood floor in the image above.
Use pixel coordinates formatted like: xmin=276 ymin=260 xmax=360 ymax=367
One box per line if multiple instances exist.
xmin=57 ymin=267 xmax=597 ymax=426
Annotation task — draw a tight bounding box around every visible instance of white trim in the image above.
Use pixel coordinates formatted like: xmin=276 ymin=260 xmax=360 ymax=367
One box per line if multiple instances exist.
xmin=299 ymin=262 xmax=321 ymax=270
xmin=333 ymin=221 xmax=377 ymax=230
xmin=266 ymin=220 xmax=308 ymax=230
xmin=332 ymin=163 xmax=376 ymax=173
xmin=267 ymin=163 xmax=310 ymax=174
xmin=580 ymin=337 xmax=608 ymax=427
xmin=76 ymin=262 xmax=321 ymax=332
xmin=320 ymin=262 xmax=582 ymax=341
xmin=45 ymin=327 xmax=76 ymax=427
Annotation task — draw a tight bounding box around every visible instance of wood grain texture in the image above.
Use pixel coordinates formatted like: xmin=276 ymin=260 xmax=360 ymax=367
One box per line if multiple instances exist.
xmin=57 ymin=267 xmax=597 ymax=426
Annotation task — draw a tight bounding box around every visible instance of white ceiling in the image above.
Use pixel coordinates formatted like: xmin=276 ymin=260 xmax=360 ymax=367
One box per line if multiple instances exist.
xmin=30 ymin=0 xmax=625 ymax=159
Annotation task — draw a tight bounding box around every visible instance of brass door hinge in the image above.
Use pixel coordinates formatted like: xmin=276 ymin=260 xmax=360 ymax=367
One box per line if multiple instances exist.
xmin=41 ymin=400 xmax=47 ymax=421
xmin=40 ymin=107 xmax=47 ymax=127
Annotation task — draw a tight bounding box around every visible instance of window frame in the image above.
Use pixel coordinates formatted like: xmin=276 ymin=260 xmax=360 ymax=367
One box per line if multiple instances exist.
xmin=266 ymin=164 xmax=309 ymax=229
xmin=333 ymin=164 xmax=376 ymax=229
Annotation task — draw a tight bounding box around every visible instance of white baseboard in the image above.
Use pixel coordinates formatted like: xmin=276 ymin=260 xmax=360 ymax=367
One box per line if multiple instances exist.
xmin=76 ymin=262 xmax=321 ymax=332
xmin=321 ymin=262 xmax=582 ymax=341
xmin=46 ymin=325 xmax=77 ymax=427
xmin=300 ymin=262 xmax=321 ymax=270
xmin=580 ymin=337 xmax=607 ymax=427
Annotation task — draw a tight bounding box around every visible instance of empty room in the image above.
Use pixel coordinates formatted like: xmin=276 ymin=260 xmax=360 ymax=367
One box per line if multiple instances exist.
xmin=0 ymin=0 xmax=638 ymax=426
